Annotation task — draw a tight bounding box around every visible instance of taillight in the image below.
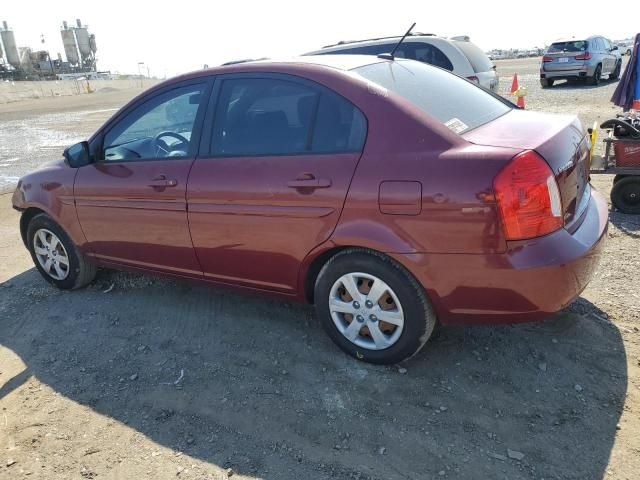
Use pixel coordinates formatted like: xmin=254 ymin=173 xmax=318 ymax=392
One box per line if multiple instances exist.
xmin=466 ymin=75 xmax=479 ymax=83
xmin=493 ymin=150 xmax=563 ymax=240
xmin=575 ymin=52 xmax=592 ymax=60
xmin=542 ymin=55 xmax=554 ymax=62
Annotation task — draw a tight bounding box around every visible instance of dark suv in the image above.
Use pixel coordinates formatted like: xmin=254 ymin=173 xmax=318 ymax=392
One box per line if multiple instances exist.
xmin=540 ymin=36 xmax=622 ymax=87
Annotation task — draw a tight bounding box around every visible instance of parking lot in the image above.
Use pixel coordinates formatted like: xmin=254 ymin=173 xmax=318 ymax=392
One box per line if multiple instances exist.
xmin=1 ymin=55 xmax=639 ymax=480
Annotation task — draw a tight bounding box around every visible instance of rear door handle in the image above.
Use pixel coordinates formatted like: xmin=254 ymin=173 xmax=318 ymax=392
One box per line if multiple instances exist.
xmin=287 ymin=176 xmax=332 ymax=189
xmin=148 ymin=175 xmax=178 ymax=188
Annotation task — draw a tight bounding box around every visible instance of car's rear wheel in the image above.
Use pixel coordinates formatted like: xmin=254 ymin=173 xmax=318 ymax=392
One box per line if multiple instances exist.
xmin=26 ymin=213 xmax=97 ymax=289
xmin=610 ymin=61 xmax=622 ymax=81
xmin=611 ymin=176 xmax=640 ymax=214
xmin=540 ymin=78 xmax=554 ymax=88
xmin=314 ymin=248 xmax=436 ymax=364
xmin=590 ymin=64 xmax=602 ymax=86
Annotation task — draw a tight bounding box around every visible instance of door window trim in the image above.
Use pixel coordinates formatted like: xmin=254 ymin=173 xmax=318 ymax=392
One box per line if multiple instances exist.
xmin=199 ymin=72 xmax=368 ymax=159
xmin=91 ymin=77 xmax=214 ymax=164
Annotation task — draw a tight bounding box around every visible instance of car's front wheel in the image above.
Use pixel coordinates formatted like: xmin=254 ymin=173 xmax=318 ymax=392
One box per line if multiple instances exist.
xmin=314 ymin=248 xmax=436 ymax=364
xmin=26 ymin=213 xmax=97 ymax=289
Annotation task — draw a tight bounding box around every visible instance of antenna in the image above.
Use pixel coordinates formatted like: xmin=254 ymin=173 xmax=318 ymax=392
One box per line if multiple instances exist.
xmin=378 ymin=22 xmax=416 ymax=60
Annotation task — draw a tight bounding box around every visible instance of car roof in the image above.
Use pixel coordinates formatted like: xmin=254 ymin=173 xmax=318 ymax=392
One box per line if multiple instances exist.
xmin=246 ymin=55 xmax=387 ymax=71
xmin=552 ymin=36 xmax=601 ymax=43
xmin=155 ymin=55 xmax=390 ymax=92
xmin=306 ymin=34 xmax=450 ymax=55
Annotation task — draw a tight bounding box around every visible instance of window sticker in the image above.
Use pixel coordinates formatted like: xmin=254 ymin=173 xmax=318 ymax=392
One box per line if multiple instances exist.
xmin=444 ymin=117 xmax=469 ymax=134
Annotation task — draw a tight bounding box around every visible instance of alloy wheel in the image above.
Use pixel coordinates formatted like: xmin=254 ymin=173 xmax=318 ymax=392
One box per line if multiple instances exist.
xmin=33 ymin=228 xmax=70 ymax=280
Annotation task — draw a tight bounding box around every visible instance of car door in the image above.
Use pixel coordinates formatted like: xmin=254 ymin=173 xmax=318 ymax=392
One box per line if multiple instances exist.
xmin=74 ymin=79 xmax=212 ymax=276
xmin=187 ymin=74 xmax=367 ymax=292
xmin=599 ymin=38 xmax=610 ymax=73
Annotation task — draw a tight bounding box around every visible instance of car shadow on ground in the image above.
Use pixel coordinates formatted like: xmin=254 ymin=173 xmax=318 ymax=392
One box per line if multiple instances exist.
xmin=546 ymin=77 xmax=619 ymax=91
xmin=609 ymin=209 xmax=640 ymax=238
xmin=0 ymin=268 xmax=627 ymax=480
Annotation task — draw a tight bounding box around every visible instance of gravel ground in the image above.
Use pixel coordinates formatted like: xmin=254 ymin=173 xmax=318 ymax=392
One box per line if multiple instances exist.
xmin=1 ymin=57 xmax=639 ymax=480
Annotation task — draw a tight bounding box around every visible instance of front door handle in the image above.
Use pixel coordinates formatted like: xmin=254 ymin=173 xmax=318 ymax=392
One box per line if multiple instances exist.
xmin=287 ymin=174 xmax=332 ymax=189
xmin=148 ymin=175 xmax=178 ymax=188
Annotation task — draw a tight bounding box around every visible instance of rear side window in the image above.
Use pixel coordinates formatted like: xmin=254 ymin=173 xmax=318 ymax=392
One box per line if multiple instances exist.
xmin=548 ymin=41 xmax=588 ymax=53
xmin=354 ymin=60 xmax=510 ymax=133
xmin=451 ymin=41 xmax=493 ymax=73
xmin=211 ymin=77 xmax=366 ymax=156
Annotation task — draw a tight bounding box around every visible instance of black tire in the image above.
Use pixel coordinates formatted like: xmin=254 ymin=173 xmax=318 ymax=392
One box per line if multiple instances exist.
xmin=610 ymin=61 xmax=622 ymax=81
xmin=26 ymin=213 xmax=97 ymax=289
xmin=540 ymin=78 xmax=554 ymax=88
xmin=314 ymin=248 xmax=437 ymax=364
xmin=590 ymin=64 xmax=602 ymax=86
xmin=613 ymin=174 xmax=628 ymax=184
xmin=610 ymin=176 xmax=640 ymax=214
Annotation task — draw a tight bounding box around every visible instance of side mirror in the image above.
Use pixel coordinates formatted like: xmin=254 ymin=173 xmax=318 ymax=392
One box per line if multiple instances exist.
xmin=612 ymin=45 xmax=619 ymax=51
xmin=63 ymin=141 xmax=92 ymax=168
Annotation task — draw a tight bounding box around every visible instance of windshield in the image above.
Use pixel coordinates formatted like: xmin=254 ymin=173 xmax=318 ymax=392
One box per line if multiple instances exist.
xmin=548 ymin=41 xmax=588 ymax=53
xmin=352 ymin=60 xmax=511 ymax=133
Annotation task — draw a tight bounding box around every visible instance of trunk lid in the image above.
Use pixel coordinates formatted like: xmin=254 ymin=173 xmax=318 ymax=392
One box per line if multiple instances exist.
xmin=463 ymin=109 xmax=591 ymax=227
xmin=543 ymin=52 xmax=586 ymax=72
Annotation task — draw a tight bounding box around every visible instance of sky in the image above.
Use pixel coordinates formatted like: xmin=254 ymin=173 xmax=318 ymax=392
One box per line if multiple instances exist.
xmin=2 ymin=0 xmax=637 ymax=78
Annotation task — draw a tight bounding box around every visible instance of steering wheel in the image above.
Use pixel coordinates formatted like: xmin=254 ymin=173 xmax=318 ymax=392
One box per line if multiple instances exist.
xmin=151 ymin=131 xmax=190 ymax=157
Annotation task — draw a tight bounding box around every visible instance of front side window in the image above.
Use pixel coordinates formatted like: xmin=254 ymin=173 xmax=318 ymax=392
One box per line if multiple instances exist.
xmin=102 ymin=84 xmax=204 ymax=162
xmin=211 ymin=77 xmax=366 ymax=156
xmin=354 ymin=60 xmax=510 ymax=133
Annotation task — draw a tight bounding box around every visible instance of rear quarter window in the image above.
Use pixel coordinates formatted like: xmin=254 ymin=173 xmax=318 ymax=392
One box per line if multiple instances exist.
xmin=451 ymin=41 xmax=493 ymax=73
xmin=354 ymin=60 xmax=511 ymax=133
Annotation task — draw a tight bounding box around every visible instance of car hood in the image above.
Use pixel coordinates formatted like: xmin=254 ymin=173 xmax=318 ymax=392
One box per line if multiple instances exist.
xmin=12 ymin=158 xmax=75 ymax=211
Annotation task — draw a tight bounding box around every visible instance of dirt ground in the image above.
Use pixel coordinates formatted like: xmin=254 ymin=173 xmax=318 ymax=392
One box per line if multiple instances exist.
xmin=1 ymin=57 xmax=639 ymax=480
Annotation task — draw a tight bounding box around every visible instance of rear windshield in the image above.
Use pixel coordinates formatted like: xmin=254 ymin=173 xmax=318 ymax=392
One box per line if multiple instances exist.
xmin=548 ymin=41 xmax=588 ymax=53
xmin=353 ymin=60 xmax=511 ymax=133
xmin=452 ymin=40 xmax=494 ymax=72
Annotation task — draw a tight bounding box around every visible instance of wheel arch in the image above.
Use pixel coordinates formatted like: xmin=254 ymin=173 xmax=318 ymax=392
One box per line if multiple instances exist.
xmin=19 ymin=207 xmax=47 ymax=248
xmin=302 ymin=246 xmax=353 ymax=304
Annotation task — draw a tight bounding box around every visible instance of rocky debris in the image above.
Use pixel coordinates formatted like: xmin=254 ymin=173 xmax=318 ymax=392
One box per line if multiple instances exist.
xmin=6 ymin=459 xmax=16 ymax=467
xmin=507 ymin=449 xmax=525 ymax=461
xmin=397 ymin=367 xmax=407 ymax=374
xmin=538 ymin=362 xmax=547 ymax=372
xmin=378 ymin=447 xmax=387 ymax=455
xmin=575 ymin=384 xmax=584 ymax=392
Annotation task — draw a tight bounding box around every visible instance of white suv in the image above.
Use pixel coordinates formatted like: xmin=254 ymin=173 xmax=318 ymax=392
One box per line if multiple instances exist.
xmin=305 ymin=34 xmax=499 ymax=92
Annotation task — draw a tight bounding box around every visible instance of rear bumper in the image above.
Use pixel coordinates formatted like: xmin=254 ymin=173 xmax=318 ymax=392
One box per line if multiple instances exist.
xmin=392 ymin=189 xmax=608 ymax=325
xmin=541 ymin=65 xmax=595 ymax=79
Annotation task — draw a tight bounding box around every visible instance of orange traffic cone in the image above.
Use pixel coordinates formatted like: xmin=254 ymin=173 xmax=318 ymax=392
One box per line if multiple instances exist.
xmin=510 ymin=73 xmax=526 ymax=109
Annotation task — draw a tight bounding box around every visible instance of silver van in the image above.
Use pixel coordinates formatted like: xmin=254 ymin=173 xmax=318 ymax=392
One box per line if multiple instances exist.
xmin=305 ymin=34 xmax=499 ymax=92
xmin=540 ymin=36 xmax=622 ymax=87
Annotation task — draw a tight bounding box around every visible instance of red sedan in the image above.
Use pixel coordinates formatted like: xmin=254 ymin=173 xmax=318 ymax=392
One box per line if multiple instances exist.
xmin=12 ymin=56 xmax=607 ymax=364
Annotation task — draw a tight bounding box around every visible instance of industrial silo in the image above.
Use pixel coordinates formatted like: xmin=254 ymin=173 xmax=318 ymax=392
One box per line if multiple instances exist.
xmin=74 ymin=19 xmax=91 ymax=63
xmin=89 ymin=34 xmax=97 ymax=54
xmin=60 ymin=21 xmax=79 ymax=65
xmin=1 ymin=21 xmax=21 ymax=68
